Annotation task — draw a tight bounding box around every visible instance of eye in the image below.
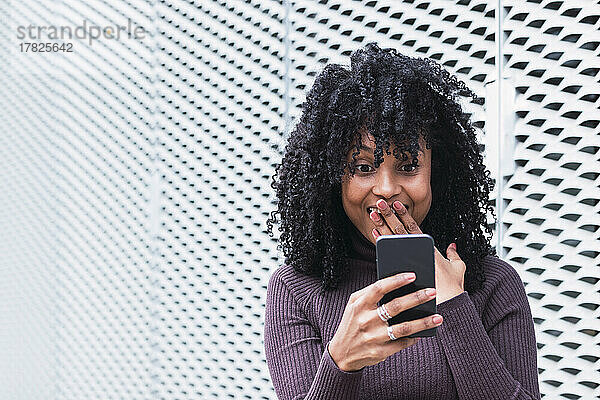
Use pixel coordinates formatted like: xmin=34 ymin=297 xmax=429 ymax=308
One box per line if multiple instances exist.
xmin=356 ymin=164 xmax=374 ymax=173
xmin=400 ymin=163 xmax=419 ymax=173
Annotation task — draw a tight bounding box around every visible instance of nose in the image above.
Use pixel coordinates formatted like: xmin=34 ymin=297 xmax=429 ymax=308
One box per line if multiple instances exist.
xmin=372 ymin=168 xmax=400 ymax=200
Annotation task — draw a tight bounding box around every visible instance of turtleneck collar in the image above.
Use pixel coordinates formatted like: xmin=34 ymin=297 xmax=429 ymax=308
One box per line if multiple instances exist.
xmin=348 ymin=223 xmax=376 ymax=263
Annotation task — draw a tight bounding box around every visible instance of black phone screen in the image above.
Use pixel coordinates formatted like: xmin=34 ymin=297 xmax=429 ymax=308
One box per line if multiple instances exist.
xmin=376 ymin=234 xmax=437 ymax=337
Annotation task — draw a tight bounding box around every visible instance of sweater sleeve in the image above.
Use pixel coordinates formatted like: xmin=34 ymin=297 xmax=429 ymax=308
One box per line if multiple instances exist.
xmin=264 ymin=269 xmax=363 ymax=400
xmin=435 ymin=261 xmax=541 ymax=400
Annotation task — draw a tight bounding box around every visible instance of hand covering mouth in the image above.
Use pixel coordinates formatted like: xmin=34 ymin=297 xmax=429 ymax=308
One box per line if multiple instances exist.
xmin=366 ymin=204 xmax=408 ymax=217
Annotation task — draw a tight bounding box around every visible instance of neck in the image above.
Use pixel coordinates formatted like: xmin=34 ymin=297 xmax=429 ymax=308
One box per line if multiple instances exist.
xmin=348 ymin=224 xmax=376 ymax=263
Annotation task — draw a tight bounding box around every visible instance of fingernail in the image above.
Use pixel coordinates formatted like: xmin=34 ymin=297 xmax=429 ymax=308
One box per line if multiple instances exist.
xmin=393 ymin=201 xmax=403 ymax=210
xmin=406 ymin=272 xmax=416 ymax=281
xmin=425 ymin=288 xmax=436 ymax=297
xmin=450 ymin=243 xmax=457 ymax=250
xmin=432 ymin=315 xmax=443 ymax=324
xmin=377 ymin=199 xmax=388 ymax=210
xmin=370 ymin=211 xmax=380 ymax=221
xmin=372 ymin=228 xmax=380 ymax=238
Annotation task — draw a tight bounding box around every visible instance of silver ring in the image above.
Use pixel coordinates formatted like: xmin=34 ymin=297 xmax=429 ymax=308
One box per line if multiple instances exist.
xmin=376 ymin=304 xmax=392 ymax=322
xmin=387 ymin=326 xmax=397 ymax=341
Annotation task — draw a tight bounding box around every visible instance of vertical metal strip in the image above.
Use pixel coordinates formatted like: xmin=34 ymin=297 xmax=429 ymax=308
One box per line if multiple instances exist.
xmin=149 ymin=1 xmax=160 ymax=397
xmin=283 ymin=0 xmax=291 ymax=144
xmin=495 ymin=0 xmax=505 ymax=257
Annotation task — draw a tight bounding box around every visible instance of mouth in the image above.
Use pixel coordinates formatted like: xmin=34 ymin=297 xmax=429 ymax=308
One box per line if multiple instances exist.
xmin=366 ymin=204 xmax=408 ymax=218
xmin=366 ymin=206 xmax=380 ymax=216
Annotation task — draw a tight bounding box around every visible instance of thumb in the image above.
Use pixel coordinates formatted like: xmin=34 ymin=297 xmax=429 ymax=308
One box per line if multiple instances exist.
xmin=446 ymin=242 xmax=461 ymax=261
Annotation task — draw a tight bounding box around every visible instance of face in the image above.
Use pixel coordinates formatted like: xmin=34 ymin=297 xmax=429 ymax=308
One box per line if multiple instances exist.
xmin=341 ymin=130 xmax=432 ymax=245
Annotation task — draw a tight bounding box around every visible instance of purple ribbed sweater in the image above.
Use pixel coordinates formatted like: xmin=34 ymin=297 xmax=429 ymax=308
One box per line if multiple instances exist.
xmin=264 ymin=228 xmax=541 ymax=399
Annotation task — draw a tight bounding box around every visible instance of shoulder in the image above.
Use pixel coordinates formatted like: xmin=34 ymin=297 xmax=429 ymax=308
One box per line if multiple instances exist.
xmin=267 ymin=264 xmax=324 ymax=309
xmin=473 ymin=255 xmax=529 ymax=307
xmin=470 ymin=255 xmax=536 ymax=329
xmin=481 ymin=255 xmax=525 ymax=285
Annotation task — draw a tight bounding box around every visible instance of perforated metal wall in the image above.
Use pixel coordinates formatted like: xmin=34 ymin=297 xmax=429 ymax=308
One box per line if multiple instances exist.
xmin=0 ymin=0 xmax=598 ymax=399
xmin=501 ymin=1 xmax=600 ymax=397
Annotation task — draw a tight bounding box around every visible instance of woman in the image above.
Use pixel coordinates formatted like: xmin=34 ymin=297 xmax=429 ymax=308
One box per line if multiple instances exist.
xmin=264 ymin=43 xmax=540 ymax=399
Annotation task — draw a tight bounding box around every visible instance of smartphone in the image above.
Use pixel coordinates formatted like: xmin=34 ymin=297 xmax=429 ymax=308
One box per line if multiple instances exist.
xmin=376 ymin=234 xmax=437 ymax=337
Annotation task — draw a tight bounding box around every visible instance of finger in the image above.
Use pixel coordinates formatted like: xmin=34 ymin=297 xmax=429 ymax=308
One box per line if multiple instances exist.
xmin=371 ymin=227 xmax=381 ymax=240
xmin=385 ymin=313 xmax=443 ymax=341
xmin=381 ymin=336 xmax=420 ymax=353
xmin=369 ymin=209 xmax=394 ymax=236
xmin=383 ymin=287 xmax=436 ymax=318
xmin=369 ymin=210 xmax=395 ymax=237
xmin=375 ymin=199 xmax=407 ymax=235
xmin=392 ymin=201 xmax=422 ymax=234
xmin=434 ymin=246 xmax=447 ymax=265
xmin=359 ymin=271 xmax=417 ymax=307
xmin=446 ymin=242 xmax=461 ymax=261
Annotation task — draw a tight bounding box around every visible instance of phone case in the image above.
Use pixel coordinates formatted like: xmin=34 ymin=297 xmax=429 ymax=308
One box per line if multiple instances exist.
xmin=376 ymin=234 xmax=437 ymax=337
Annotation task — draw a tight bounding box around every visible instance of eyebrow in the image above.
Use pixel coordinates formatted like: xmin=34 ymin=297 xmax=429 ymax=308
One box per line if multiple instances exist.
xmin=357 ymin=144 xmax=422 ymax=156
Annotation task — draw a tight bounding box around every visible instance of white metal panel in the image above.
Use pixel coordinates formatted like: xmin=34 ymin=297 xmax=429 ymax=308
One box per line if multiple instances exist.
xmin=0 ymin=0 xmax=598 ymax=399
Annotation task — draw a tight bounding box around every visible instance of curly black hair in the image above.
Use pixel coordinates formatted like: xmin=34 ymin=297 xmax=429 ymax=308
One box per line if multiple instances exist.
xmin=266 ymin=42 xmax=496 ymax=293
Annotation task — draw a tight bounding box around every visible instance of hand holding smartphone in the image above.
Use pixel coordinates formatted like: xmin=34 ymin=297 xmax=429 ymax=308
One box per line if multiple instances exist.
xmin=376 ymin=233 xmax=437 ymax=337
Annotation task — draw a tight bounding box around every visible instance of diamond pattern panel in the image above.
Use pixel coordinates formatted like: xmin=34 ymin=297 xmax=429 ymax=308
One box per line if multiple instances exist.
xmin=0 ymin=0 xmax=598 ymax=399
xmin=1 ymin=0 xmax=156 ymax=399
xmin=153 ymin=0 xmax=284 ymax=398
xmin=501 ymin=1 xmax=600 ymax=398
